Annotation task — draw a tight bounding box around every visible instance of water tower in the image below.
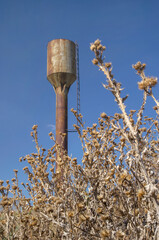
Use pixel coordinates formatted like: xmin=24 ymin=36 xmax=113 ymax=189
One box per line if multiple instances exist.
xmin=47 ymin=39 xmax=77 ymax=153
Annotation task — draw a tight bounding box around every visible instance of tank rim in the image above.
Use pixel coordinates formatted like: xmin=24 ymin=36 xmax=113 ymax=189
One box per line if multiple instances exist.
xmin=47 ymin=38 xmax=76 ymax=46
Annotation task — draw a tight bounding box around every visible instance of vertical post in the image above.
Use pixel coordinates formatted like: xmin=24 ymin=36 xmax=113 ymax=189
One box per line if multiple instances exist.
xmin=56 ymin=86 xmax=68 ymax=152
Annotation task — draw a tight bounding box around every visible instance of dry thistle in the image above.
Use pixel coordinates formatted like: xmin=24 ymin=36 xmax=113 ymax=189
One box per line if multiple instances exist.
xmin=92 ymin=58 xmax=99 ymax=65
xmin=0 ymin=39 xmax=159 ymax=240
xmin=32 ymin=125 xmax=38 ymax=130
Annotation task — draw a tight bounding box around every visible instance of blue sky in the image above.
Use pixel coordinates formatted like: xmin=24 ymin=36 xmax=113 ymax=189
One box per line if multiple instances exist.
xmin=0 ymin=0 xmax=159 ymax=182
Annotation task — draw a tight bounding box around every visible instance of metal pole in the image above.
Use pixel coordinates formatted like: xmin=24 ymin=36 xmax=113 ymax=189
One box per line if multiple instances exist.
xmin=55 ymin=86 xmax=68 ymax=152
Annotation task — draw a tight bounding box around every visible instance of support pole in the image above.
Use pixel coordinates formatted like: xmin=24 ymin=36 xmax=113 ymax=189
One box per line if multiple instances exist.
xmin=55 ymin=85 xmax=68 ymax=152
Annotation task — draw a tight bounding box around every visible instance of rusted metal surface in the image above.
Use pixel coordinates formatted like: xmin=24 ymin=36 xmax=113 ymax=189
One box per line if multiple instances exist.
xmin=56 ymin=86 xmax=68 ymax=151
xmin=47 ymin=39 xmax=76 ymax=90
xmin=47 ymin=39 xmax=77 ymax=160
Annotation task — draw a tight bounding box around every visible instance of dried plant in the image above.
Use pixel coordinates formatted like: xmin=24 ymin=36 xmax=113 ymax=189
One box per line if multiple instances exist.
xmin=0 ymin=40 xmax=159 ymax=239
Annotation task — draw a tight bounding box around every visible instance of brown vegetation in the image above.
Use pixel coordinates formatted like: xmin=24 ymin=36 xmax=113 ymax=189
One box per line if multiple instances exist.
xmin=0 ymin=40 xmax=159 ymax=239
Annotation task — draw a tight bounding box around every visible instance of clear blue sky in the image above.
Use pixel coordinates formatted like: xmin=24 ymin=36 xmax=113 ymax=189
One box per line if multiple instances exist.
xmin=0 ymin=0 xmax=159 ymax=182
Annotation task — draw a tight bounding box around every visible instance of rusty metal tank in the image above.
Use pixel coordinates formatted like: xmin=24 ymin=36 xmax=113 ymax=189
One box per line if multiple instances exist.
xmin=47 ymin=39 xmax=76 ymax=90
xmin=47 ymin=39 xmax=77 ymax=158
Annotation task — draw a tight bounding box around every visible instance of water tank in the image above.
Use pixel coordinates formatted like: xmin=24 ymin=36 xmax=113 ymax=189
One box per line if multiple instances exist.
xmin=47 ymin=39 xmax=76 ymax=89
